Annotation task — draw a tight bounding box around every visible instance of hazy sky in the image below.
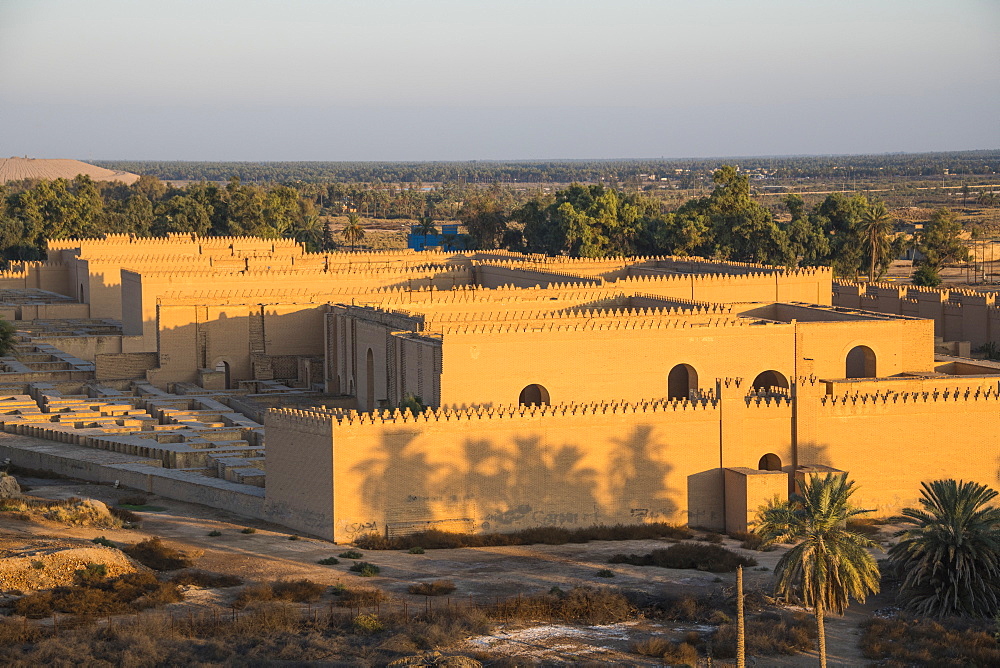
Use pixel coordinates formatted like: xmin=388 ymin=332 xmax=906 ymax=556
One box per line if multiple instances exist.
xmin=1 ymin=0 xmax=998 ymax=161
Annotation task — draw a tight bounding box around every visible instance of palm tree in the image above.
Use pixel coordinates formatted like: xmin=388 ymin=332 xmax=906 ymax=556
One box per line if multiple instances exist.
xmin=415 ymin=215 xmax=437 ymax=250
xmin=294 ymin=213 xmax=326 ymax=252
xmin=859 ymin=201 xmax=895 ymax=282
xmin=340 ymin=213 xmax=366 ymax=252
xmin=888 ymin=479 xmax=1000 ymax=618
xmin=756 ymin=473 xmax=881 ymax=668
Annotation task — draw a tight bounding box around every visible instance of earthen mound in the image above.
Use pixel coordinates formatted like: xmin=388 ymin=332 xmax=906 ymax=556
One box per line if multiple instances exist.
xmin=0 ymin=545 xmax=145 ymax=592
xmin=0 ymin=157 xmax=140 ymax=185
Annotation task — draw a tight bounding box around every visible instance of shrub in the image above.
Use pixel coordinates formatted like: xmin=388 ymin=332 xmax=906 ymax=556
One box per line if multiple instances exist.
xmin=317 ymin=556 xmax=340 ymax=565
xmin=608 ymin=543 xmax=756 ymax=572
xmin=714 ymin=610 xmax=817 ymax=658
xmin=632 ymin=637 xmax=699 ymax=664
xmin=595 ymin=568 xmax=615 ymax=578
xmin=91 ymin=536 xmax=116 ymax=548
xmin=846 ymin=517 xmax=884 ymax=539
xmin=730 ymin=530 xmax=770 ymax=551
xmin=408 ymin=546 xmax=425 ymax=554
xmin=353 ymin=522 xmax=692 ymax=550
xmin=860 ymin=616 xmax=1000 ymax=665
xmin=271 ymin=579 xmax=325 ymax=602
xmin=232 ymin=583 xmax=274 ymax=609
xmin=349 ymin=561 xmax=380 ymax=577
xmin=332 ymin=584 xmax=388 ymax=607
xmin=122 ymin=537 xmax=194 ymax=571
xmin=493 ymin=586 xmax=635 ymax=625
xmin=408 ymin=580 xmax=456 ymax=596
xmin=207 ymin=530 xmax=222 ymax=537
xmin=170 ymin=570 xmax=243 ymax=588
xmin=76 ymin=562 xmax=108 ymax=585
xmin=240 ymin=527 xmax=256 ymax=534
xmin=12 ymin=571 xmax=181 ymax=618
xmin=118 ymin=495 xmax=148 ymax=506
xmin=287 ymin=534 xmax=300 ymax=541
xmin=108 ymin=505 xmax=140 ymax=525
xmin=698 ymin=532 xmax=725 ymax=544
xmin=353 ymin=613 xmax=384 ymax=634
xmin=30 ymin=559 xmax=44 ymax=570
xmin=339 ymin=550 xmax=363 ymax=559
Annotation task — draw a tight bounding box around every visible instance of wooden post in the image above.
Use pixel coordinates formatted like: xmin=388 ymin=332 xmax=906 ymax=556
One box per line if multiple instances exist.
xmin=737 ymin=565 xmax=745 ymax=668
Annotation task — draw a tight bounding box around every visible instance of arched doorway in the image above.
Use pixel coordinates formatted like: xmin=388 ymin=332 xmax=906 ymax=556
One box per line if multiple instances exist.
xmin=214 ymin=361 xmax=231 ymax=390
xmin=667 ymin=364 xmax=698 ymax=400
xmin=846 ymin=345 xmax=877 ymax=378
xmin=752 ymin=370 xmax=789 ymax=391
xmin=518 ymin=384 xmax=550 ymax=406
xmin=758 ymin=453 xmax=782 ymax=471
xmin=365 ymin=348 xmax=375 ymax=411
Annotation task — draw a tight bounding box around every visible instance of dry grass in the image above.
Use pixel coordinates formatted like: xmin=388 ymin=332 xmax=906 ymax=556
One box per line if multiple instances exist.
xmin=12 ymin=571 xmax=181 ymax=618
xmin=860 ymin=616 xmax=1000 ymax=666
xmin=170 ymin=570 xmax=243 ymax=588
xmin=632 ymin=636 xmax=700 ymax=665
xmin=492 ymin=586 xmax=635 ymax=625
xmin=609 ymin=542 xmax=757 ymax=572
xmin=729 ymin=530 xmax=772 ymax=551
xmin=353 ymin=522 xmax=692 ymax=550
xmin=713 ymin=610 xmax=817 ymax=658
xmin=846 ymin=517 xmax=887 ymax=539
xmin=331 ymin=584 xmax=389 ymax=607
xmin=408 ymin=580 xmax=456 ymax=596
xmin=233 ymin=579 xmax=326 ymax=609
xmin=122 ymin=537 xmax=194 ymax=571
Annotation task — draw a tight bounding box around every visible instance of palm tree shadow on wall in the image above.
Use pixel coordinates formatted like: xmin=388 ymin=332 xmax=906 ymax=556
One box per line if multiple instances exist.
xmin=348 ymin=423 xmax=681 ymax=535
xmin=443 ymin=435 xmax=602 ymax=532
xmin=607 ymin=425 xmax=678 ymax=522
xmin=350 ymin=430 xmax=454 ymax=535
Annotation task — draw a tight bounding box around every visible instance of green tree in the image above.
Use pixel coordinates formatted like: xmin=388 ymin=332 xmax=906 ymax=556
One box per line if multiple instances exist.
xmin=0 ymin=317 xmax=15 ymax=356
xmin=153 ymin=196 xmax=211 ymax=236
xmin=756 ymin=473 xmax=881 ymax=668
xmin=888 ymin=480 xmax=1000 ymax=618
xmin=911 ymin=264 xmax=942 ymax=287
xmin=915 ymin=208 xmax=969 ymax=273
xmin=459 ymin=191 xmax=509 ymax=249
xmin=859 ymin=200 xmax=896 ymax=282
xmin=340 ymin=213 xmax=366 ymax=251
xmin=811 ymin=193 xmax=869 ymax=279
xmin=704 ymin=166 xmax=790 ymax=265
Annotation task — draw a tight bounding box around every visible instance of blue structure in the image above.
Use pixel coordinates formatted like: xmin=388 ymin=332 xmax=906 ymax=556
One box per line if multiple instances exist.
xmin=407 ymin=224 xmax=465 ymax=251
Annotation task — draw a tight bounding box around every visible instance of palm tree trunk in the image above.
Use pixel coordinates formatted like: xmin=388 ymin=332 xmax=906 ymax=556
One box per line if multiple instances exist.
xmin=736 ymin=565 xmax=745 ymax=668
xmin=816 ymin=601 xmax=827 ymax=668
xmin=869 ymin=237 xmax=876 ymax=283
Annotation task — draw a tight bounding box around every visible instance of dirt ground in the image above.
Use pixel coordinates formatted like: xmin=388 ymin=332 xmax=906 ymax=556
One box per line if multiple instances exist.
xmin=0 ymin=475 xmax=885 ymax=665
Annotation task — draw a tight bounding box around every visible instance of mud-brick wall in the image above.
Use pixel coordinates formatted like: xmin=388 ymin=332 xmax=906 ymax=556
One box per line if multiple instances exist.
xmin=95 ymin=353 xmax=159 ymax=380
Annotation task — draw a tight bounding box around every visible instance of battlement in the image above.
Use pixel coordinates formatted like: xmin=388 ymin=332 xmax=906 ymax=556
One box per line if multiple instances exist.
xmin=821 ymin=384 xmax=1000 ymax=409
xmin=271 ymin=395 xmax=720 ymax=428
xmin=430 ymin=314 xmax=763 ymax=336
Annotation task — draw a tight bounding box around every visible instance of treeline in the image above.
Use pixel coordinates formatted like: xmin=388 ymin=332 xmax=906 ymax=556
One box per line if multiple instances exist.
xmin=92 ymin=150 xmax=1000 ymax=185
xmin=0 ymin=176 xmax=323 ymax=260
xmin=0 ymin=167 xmax=967 ymax=284
xmin=484 ymin=166 xmax=907 ymax=280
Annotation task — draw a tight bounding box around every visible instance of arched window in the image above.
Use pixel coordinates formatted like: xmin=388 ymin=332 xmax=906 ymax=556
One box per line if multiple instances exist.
xmin=758 ymin=453 xmax=782 ymax=471
xmin=752 ymin=370 xmax=789 ymax=391
xmin=365 ymin=348 xmax=375 ymax=410
xmin=668 ymin=364 xmax=698 ymax=400
xmin=519 ymin=384 xmax=550 ymax=406
xmin=846 ymin=345 xmax=877 ymax=378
